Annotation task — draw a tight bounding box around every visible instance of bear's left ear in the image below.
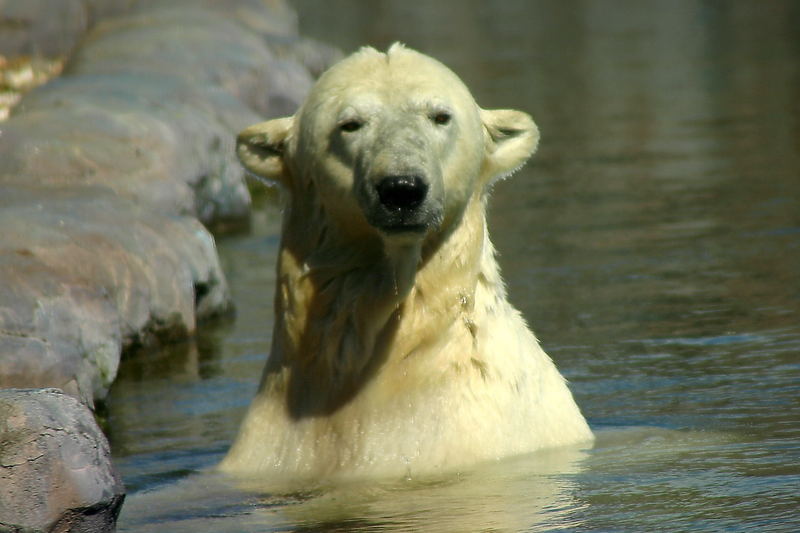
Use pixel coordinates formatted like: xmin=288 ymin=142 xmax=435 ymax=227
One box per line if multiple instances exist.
xmin=480 ymin=108 xmax=539 ymax=184
xmin=236 ymin=116 xmax=294 ymax=185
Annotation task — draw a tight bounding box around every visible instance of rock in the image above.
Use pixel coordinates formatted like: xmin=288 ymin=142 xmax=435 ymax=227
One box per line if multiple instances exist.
xmin=66 ymin=3 xmax=314 ymax=118
xmin=0 ymin=0 xmax=342 ymax=530
xmin=0 ymin=0 xmax=331 ymax=404
xmin=0 ymin=0 xmax=88 ymax=59
xmin=265 ymin=35 xmax=346 ymax=78
xmin=130 ymin=0 xmax=301 ymax=41
xmin=82 ymin=0 xmax=132 ymax=24
xmin=0 ymin=185 xmax=231 ymax=407
xmin=2 ymin=75 xmax=260 ymax=224
xmin=0 ymin=388 xmax=125 ymax=533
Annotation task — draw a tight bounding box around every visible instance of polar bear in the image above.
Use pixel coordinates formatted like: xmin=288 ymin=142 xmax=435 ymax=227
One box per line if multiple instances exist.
xmin=220 ymin=44 xmax=593 ymax=480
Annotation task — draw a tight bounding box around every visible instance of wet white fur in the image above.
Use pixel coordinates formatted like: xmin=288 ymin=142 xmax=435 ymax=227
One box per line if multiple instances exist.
xmin=221 ymin=44 xmax=593 ymax=480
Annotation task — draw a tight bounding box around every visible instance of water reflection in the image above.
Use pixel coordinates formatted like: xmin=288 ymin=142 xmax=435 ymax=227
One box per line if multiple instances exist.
xmin=274 ymin=447 xmax=590 ymax=533
xmin=119 ymin=444 xmax=591 ymax=532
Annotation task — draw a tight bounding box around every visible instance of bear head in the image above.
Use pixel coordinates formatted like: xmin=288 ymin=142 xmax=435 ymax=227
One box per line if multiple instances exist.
xmin=237 ymin=43 xmax=539 ymax=245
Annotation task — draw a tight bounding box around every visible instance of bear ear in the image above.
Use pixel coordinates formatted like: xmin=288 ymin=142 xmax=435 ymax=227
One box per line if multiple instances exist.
xmin=480 ymin=108 xmax=540 ymax=183
xmin=236 ymin=116 xmax=294 ymax=185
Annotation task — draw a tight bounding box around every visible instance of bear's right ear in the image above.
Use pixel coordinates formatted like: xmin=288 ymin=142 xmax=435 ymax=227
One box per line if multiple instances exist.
xmin=236 ymin=117 xmax=294 ymax=185
xmin=480 ymin=108 xmax=539 ymax=184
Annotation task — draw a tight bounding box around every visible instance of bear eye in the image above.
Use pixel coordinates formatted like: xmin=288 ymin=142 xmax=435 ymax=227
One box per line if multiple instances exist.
xmin=339 ymin=119 xmax=363 ymax=133
xmin=432 ymin=111 xmax=452 ymax=126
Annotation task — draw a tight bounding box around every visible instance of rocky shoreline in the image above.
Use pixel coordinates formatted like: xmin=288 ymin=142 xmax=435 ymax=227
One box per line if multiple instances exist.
xmin=0 ymin=1 xmax=338 ymax=530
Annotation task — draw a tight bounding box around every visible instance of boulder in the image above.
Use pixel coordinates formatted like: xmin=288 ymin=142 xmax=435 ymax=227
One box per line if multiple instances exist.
xmin=0 ymin=0 xmax=337 ymax=404
xmin=0 ymin=0 xmax=342 ymax=530
xmin=0 ymin=0 xmax=88 ymax=59
xmin=0 ymin=388 xmax=125 ymax=533
xmin=0 ymin=185 xmax=230 ymax=407
xmin=2 ymin=75 xmax=260 ymax=225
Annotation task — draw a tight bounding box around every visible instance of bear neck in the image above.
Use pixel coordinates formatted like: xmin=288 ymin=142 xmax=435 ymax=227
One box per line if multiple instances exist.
xmin=263 ymin=190 xmax=492 ymax=418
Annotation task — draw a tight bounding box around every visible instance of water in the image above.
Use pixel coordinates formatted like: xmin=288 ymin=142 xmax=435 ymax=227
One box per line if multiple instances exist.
xmin=109 ymin=1 xmax=800 ymax=530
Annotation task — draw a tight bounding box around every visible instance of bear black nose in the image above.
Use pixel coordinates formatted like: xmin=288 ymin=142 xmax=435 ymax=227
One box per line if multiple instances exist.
xmin=376 ymin=175 xmax=428 ymax=211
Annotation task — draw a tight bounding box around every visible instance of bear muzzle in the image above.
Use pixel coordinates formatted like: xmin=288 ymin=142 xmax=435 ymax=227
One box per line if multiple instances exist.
xmin=364 ymin=173 xmax=442 ymax=236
